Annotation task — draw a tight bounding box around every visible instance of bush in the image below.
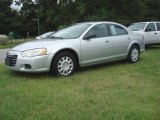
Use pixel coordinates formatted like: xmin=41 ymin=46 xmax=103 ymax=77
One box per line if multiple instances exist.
xmin=0 ymin=35 xmax=8 ymax=45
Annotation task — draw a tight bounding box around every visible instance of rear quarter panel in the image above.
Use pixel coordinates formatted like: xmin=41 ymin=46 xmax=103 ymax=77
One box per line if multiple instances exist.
xmin=128 ymin=33 xmax=145 ymax=53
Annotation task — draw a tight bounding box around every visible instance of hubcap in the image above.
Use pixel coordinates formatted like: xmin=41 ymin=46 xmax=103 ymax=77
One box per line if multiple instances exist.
xmin=131 ymin=48 xmax=139 ymax=62
xmin=57 ymin=56 xmax=73 ymax=76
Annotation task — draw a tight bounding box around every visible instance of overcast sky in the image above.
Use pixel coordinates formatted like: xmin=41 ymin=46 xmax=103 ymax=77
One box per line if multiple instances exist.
xmin=11 ymin=1 xmax=22 ymax=11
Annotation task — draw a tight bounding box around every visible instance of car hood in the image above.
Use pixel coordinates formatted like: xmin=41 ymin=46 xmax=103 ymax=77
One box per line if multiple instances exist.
xmin=11 ymin=39 xmax=63 ymax=51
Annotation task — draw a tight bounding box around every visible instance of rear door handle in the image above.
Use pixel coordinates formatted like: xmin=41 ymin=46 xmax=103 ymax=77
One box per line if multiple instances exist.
xmin=105 ymin=41 xmax=109 ymax=43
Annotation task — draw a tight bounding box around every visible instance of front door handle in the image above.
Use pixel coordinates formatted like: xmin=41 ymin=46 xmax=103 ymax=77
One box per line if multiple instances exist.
xmin=105 ymin=41 xmax=109 ymax=43
xmin=154 ymin=33 xmax=157 ymax=34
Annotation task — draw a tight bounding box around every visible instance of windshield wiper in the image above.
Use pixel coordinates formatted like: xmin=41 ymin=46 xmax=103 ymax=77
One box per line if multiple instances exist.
xmin=47 ymin=36 xmax=64 ymax=39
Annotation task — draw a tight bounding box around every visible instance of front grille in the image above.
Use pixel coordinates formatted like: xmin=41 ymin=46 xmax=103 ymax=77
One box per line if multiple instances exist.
xmin=7 ymin=55 xmax=18 ymax=66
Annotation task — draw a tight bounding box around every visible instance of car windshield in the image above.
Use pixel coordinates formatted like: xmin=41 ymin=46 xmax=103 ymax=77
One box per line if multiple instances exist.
xmin=128 ymin=23 xmax=146 ymax=31
xmin=49 ymin=23 xmax=91 ymax=39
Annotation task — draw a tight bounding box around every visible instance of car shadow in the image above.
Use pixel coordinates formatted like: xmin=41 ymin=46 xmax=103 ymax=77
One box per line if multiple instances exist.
xmin=77 ymin=60 xmax=127 ymax=74
xmin=145 ymin=45 xmax=160 ymax=50
xmin=11 ymin=71 xmax=52 ymax=80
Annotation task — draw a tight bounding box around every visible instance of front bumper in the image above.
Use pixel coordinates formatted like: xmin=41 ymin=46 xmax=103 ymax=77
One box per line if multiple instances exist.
xmin=5 ymin=50 xmax=54 ymax=73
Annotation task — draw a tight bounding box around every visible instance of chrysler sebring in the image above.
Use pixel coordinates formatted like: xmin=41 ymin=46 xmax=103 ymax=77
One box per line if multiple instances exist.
xmin=5 ymin=22 xmax=145 ymax=76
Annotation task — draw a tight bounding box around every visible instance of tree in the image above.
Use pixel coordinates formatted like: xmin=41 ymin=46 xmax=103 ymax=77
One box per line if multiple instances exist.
xmin=0 ymin=0 xmax=23 ymax=35
xmin=145 ymin=0 xmax=160 ymax=20
xmin=0 ymin=0 xmax=159 ymax=37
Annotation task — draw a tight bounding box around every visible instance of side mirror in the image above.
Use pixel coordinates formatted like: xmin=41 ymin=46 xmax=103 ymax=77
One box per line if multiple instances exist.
xmin=83 ymin=33 xmax=96 ymax=40
xmin=145 ymin=29 xmax=152 ymax=32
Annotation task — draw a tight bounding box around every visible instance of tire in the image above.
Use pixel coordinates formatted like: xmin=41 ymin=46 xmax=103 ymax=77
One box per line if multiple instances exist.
xmin=50 ymin=52 xmax=77 ymax=76
xmin=127 ymin=45 xmax=140 ymax=63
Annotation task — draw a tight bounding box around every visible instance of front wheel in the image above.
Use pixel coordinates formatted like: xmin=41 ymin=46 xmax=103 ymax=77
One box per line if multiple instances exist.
xmin=50 ymin=52 xmax=77 ymax=76
xmin=127 ymin=45 xmax=140 ymax=63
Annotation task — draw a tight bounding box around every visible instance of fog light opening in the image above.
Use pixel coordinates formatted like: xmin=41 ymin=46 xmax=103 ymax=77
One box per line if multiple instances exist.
xmin=24 ymin=64 xmax=31 ymax=69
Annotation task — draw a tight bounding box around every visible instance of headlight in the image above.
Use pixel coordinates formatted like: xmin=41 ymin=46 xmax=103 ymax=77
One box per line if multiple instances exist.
xmin=21 ymin=48 xmax=47 ymax=57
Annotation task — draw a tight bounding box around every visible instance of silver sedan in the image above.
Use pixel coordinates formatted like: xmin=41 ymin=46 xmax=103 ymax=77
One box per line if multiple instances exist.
xmin=128 ymin=21 xmax=160 ymax=45
xmin=5 ymin=22 xmax=145 ymax=76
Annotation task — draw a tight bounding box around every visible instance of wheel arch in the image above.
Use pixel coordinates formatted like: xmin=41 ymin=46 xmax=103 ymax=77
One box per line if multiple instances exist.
xmin=50 ymin=48 xmax=80 ymax=69
xmin=127 ymin=42 xmax=140 ymax=54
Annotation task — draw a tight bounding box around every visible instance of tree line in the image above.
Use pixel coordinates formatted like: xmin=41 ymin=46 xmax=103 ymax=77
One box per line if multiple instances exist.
xmin=0 ymin=0 xmax=160 ymax=37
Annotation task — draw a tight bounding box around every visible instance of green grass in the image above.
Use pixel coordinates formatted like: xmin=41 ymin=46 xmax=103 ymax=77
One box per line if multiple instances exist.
xmin=0 ymin=42 xmax=22 ymax=49
xmin=0 ymin=46 xmax=159 ymax=120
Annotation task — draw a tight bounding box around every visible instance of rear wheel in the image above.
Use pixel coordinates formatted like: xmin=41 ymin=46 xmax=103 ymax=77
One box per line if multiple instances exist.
xmin=50 ymin=52 xmax=77 ymax=76
xmin=127 ymin=45 xmax=140 ymax=63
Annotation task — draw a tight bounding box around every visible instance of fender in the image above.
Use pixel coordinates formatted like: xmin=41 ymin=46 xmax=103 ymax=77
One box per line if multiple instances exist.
xmin=46 ymin=45 xmax=81 ymax=69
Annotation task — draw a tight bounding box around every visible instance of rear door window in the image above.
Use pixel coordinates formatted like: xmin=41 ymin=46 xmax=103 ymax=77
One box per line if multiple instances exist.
xmin=109 ymin=24 xmax=128 ymax=36
xmin=156 ymin=23 xmax=160 ymax=31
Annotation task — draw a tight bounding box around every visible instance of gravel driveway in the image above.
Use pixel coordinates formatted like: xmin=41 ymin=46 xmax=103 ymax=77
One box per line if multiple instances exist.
xmin=0 ymin=48 xmax=10 ymax=63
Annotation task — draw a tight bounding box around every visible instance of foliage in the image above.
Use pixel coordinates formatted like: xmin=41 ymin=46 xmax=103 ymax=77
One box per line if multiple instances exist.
xmin=0 ymin=35 xmax=8 ymax=45
xmin=0 ymin=0 xmax=160 ymax=37
xmin=0 ymin=0 xmax=23 ymax=35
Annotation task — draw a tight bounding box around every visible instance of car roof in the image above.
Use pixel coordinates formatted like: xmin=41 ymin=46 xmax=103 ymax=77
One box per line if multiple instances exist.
xmin=133 ymin=21 xmax=160 ymax=24
xmin=78 ymin=21 xmax=123 ymax=25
